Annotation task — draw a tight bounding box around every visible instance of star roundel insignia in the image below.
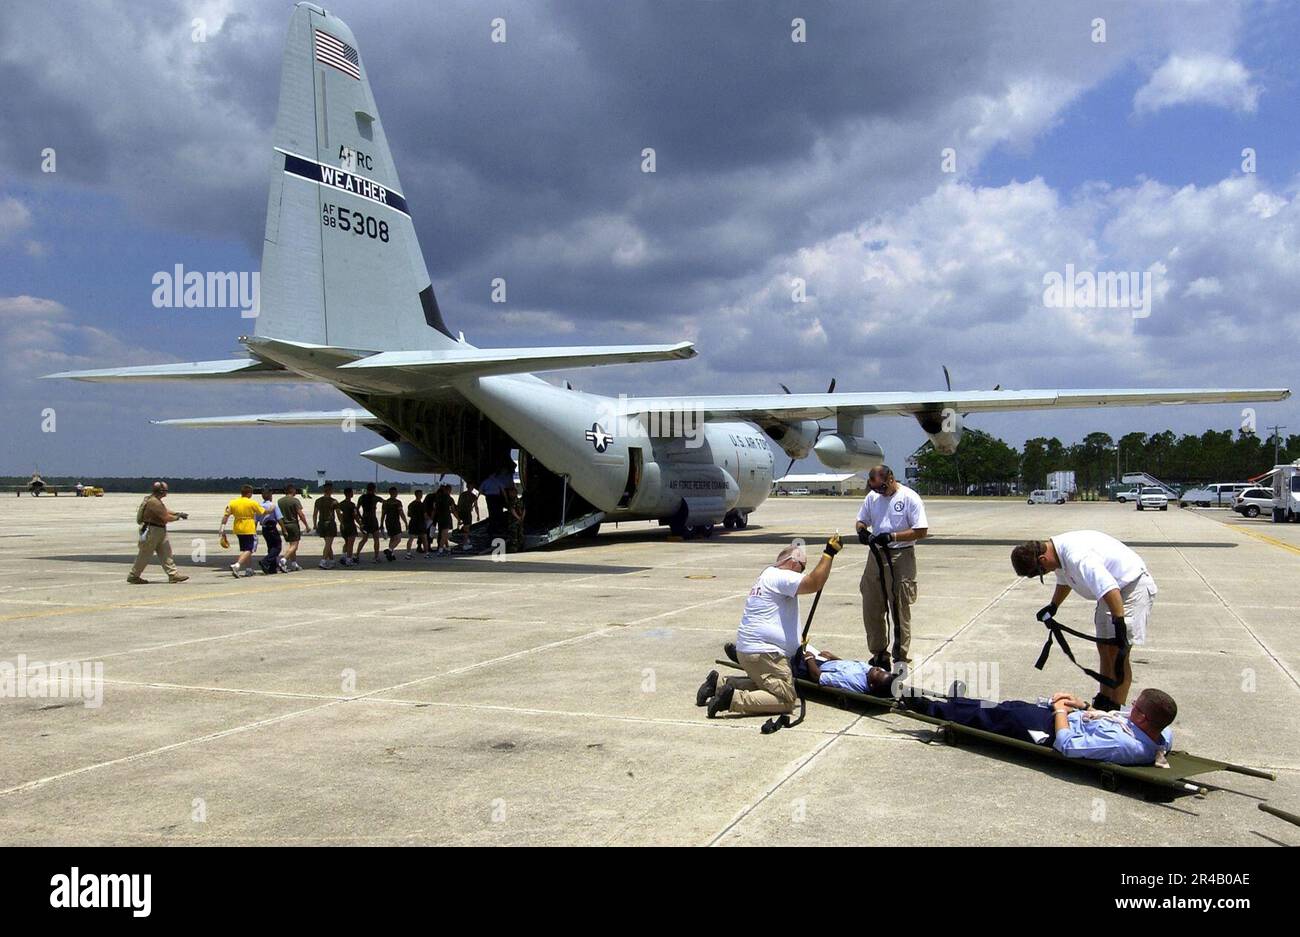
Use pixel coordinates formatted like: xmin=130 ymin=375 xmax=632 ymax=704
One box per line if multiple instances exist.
xmin=584 ymin=422 xmax=613 ymax=453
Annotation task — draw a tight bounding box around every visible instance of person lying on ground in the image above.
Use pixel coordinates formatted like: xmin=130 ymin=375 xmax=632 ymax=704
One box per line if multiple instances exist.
xmin=899 ymin=687 xmax=1177 ymax=766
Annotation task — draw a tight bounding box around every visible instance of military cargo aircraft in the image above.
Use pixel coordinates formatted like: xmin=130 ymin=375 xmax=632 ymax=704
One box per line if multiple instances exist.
xmin=48 ymin=3 xmax=1289 ymax=547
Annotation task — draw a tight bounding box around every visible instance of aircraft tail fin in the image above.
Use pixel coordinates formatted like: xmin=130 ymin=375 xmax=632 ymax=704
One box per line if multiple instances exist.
xmin=257 ymin=3 xmax=455 ymax=352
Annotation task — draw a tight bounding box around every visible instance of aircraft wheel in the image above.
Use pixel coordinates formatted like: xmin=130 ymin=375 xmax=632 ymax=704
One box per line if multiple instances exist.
xmin=734 ymin=512 xmax=748 ymax=530
xmin=1100 ymin=771 xmax=1119 ymax=793
xmin=723 ymin=514 xmax=736 ymax=530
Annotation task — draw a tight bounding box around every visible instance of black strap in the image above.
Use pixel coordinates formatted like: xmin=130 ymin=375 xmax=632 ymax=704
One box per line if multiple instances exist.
xmin=1035 ymin=616 xmax=1129 ymax=689
xmin=868 ymin=541 xmax=904 ymax=664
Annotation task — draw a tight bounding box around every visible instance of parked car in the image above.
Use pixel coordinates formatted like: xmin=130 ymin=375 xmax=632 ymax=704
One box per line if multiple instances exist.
xmin=1136 ymin=487 xmax=1169 ymax=511
xmin=1179 ymin=482 xmax=1251 ymax=508
xmin=1232 ymin=487 xmax=1273 ymax=518
xmin=1028 ymin=489 xmax=1067 ymax=504
xmin=1114 ymin=488 xmax=1141 ymax=503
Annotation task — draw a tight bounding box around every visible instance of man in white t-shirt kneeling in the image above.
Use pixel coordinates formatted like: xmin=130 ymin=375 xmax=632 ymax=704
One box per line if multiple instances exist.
xmin=697 ymin=534 xmax=843 ymax=718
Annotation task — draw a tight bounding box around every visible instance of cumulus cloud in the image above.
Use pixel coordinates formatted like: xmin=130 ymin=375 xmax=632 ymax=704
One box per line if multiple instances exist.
xmin=0 ymin=196 xmax=32 ymax=242
xmin=1133 ymin=53 xmax=1261 ymax=115
xmin=679 ymin=171 xmax=1299 ymax=410
xmin=0 ymin=295 xmax=172 ymax=381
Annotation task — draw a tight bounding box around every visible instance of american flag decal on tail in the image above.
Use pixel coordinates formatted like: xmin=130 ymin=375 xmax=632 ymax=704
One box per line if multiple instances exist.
xmin=314 ymin=29 xmax=360 ymax=80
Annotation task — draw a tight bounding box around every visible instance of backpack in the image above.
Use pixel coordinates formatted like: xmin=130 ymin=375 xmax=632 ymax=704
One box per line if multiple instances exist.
xmin=136 ymin=496 xmax=151 ymax=526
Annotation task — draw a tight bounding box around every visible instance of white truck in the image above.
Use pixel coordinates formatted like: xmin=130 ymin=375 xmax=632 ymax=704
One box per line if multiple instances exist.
xmin=1046 ymin=470 xmax=1076 ymax=495
xmin=1272 ymin=464 xmax=1300 ymax=523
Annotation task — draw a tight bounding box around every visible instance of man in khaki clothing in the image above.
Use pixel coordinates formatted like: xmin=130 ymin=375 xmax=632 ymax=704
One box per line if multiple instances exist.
xmin=128 ymin=481 xmax=189 ymax=584
xmin=855 ymin=465 xmax=928 ymax=670
xmin=696 ymin=534 xmax=843 ymax=718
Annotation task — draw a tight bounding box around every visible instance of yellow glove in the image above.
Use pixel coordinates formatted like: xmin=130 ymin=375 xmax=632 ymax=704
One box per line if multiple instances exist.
xmin=823 ymin=533 xmax=843 ymax=557
xmin=219 ymin=531 xmax=230 ymax=550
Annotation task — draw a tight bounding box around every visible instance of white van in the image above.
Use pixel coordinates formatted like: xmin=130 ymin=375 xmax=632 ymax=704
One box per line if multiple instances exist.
xmin=1179 ymin=482 xmax=1251 ymax=508
xmin=1028 ymin=489 xmax=1067 ymax=505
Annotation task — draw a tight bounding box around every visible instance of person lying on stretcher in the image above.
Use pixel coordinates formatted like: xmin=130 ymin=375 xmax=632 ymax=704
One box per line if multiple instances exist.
xmin=900 ymin=688 xmax=1177 ymax=767
xmin=723 ymin=641 xmax=898 ymax=697
xmin=726 ymin=640 xmax=1176 ymax=766
xmin=796 ymin=645 xmax=898 ymax=696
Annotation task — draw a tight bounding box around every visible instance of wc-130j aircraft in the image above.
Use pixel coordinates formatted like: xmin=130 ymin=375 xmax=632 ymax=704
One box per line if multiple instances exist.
xmin=50 ymin=4 xmax=1289 ymax=547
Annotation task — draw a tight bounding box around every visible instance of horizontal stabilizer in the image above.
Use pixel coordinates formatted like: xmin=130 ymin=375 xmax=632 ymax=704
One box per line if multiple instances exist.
xmin=341 ymin=341 xmax=696 ymax=373
xmin=45 ymin=359 xmax=301 ymax=383
xmin=151 ymin=409 xmax=380 ymax=428
xmin=334 ymin=341 xmax=696 ymax=389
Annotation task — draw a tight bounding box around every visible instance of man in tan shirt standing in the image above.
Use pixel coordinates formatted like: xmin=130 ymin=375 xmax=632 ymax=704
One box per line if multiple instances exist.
xmin=128 ymin=481 xmax=189 ymax=584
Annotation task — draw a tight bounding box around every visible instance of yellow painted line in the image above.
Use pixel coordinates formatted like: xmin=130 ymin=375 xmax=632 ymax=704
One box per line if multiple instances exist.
xmin=1228 ymin=525 xmax=1300 ymax=558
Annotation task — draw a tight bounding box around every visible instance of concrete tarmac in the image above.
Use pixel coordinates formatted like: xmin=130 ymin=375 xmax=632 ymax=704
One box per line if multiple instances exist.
xmin=0 ymin=493 xmax=1295 ymax=845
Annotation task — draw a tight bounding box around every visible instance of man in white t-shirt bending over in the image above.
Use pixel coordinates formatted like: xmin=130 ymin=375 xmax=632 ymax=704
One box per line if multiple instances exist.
xmin=696 ymin=534 xmax=843 ymax=718
xmin=855 ymin=464 xmax=929 ymax=669
xmin=1010 ymin=530 xmax=1158 ymax=711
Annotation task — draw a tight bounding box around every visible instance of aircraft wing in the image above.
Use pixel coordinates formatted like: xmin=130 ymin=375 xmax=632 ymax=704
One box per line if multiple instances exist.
xmin=151 ymin=409 xmax=381 ymax=428
xmin=44 ymin=359 xmax=302 ymax=382
xmin=334 ymin=341 xmax=696 ymax=388
xmin=616 ymin=387 xmax=1291 ymax=422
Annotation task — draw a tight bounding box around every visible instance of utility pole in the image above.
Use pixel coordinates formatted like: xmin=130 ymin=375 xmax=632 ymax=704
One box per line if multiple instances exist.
xmin=1269 ymin=425 xmax=1287 ymax=465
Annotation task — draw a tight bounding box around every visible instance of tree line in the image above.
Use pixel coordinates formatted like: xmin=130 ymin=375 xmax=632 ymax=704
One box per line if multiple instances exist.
xmin=913 ymin=428 xmax=1299 ymax=497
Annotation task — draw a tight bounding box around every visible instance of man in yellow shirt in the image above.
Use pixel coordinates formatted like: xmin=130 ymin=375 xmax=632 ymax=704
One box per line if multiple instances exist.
xmin=221 ymin=484 xmax=266 ymax=577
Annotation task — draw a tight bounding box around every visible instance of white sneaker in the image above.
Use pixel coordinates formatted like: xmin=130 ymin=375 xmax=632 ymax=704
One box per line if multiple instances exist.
xmin=277 ymin=557 xmax=287 ymax=572
xmin=242 ymin=568 xmax=256 ymax=577
xmin=230 ymin=562 xmax=241 ymax=578
xmin=290 ymin=561 xmax=302 ymax=572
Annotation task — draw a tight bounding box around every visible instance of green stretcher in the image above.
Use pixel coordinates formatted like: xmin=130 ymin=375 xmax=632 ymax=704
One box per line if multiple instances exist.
xmin=715 ymin=660 xmax=1275 ymax=799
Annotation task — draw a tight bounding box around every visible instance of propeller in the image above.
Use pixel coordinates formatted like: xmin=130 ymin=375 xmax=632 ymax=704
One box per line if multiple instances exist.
xmin=940 ymin=366 xmax=1004 ymax=492
xmin=780 ymin=378 xmax=836 ymax=475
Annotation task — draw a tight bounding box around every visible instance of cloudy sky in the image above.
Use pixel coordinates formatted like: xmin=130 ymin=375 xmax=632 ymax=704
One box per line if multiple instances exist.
xmin=2 ymin=0 xmax=1297 ymax=480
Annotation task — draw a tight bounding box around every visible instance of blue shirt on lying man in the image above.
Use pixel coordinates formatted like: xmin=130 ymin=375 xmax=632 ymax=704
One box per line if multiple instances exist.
xmin=901 ymin=688 xmax=1177 ymax=766
xmin=795 ymin=646 xmax=895 ymax=696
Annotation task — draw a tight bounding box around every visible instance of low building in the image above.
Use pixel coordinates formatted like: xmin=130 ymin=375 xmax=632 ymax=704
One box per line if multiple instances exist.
xmin=772 ymin=473 xmax=867 ymax=496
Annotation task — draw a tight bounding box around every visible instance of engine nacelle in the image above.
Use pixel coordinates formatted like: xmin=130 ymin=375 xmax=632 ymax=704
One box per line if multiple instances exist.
xmin=813 ymin=433 xmax=885 ymax=472
xmin=765 ymin=420 xmax=821 ymax=460
xmin=360 ymin=441 xmax=440 ymax=473
xmin=916 ymin=409 xmax=964 ymax=455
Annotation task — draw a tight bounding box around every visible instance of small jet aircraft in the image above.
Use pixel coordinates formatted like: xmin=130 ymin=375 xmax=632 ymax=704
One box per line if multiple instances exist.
xmin=48 ymin=3 xmax=1289 ymax=547
xmin=3 ymin=473 xmax=62 ymax=497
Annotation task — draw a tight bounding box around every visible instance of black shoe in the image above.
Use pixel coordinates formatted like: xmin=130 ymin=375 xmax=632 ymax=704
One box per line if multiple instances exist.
xmin=723 ymin=642 xmax=738 ymax=663
xmin=1092 ymin=692 xmax=1120 ymax=712
xmin=706 ymin=683 xmax=734 ymax=718
xmin=868 ymin=652 xmax=892 ymax=670
xmin=695 ymin=670 xmax=718 ymax=706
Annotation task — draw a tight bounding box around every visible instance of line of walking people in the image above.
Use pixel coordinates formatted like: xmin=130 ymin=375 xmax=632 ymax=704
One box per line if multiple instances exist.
xmin=220 ymin=481 xmax=481 ymax=577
